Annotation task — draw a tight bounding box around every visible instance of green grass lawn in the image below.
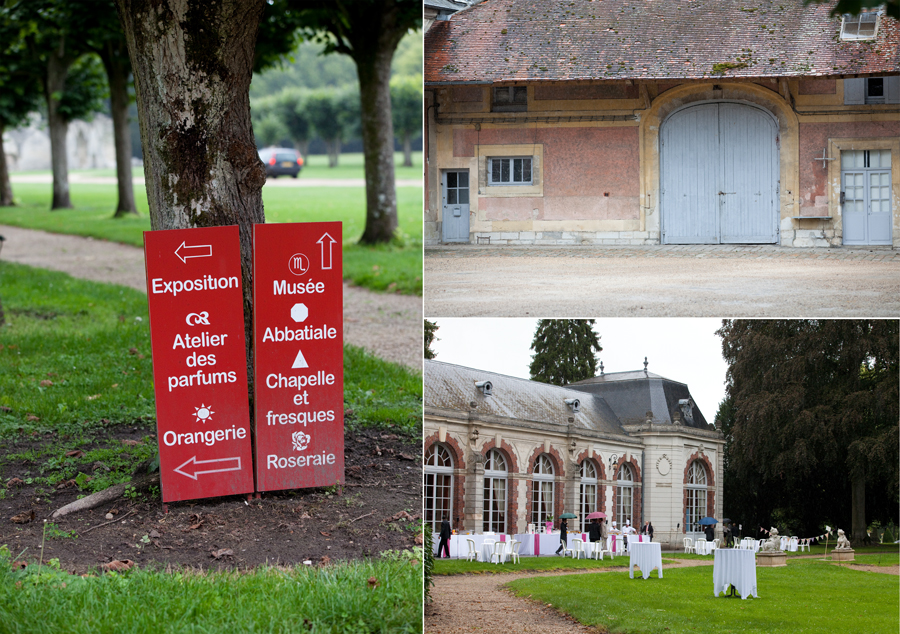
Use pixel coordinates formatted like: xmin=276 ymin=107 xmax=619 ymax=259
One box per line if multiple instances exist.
xmin=434 ymin=555 xmax=628 ymax=575
xmin=0 ymin=547 xmax=422 ymax=634
xmin=0 ymin=263 xmax=421 ymax=492
xmin=1 ymin=167 xmax=423 ymax=295
xmin=507 ymin=558 xmax=898 ymax=634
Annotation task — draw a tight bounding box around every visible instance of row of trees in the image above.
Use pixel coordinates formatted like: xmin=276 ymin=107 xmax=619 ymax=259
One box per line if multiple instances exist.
xmin=2 ymin=0 xmax=421 ymax=246
xmin=251 ymin=75 xmax=421 ymax=168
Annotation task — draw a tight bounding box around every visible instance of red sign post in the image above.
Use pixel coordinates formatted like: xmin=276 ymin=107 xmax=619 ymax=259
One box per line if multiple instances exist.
xmin=144 ymin=226 xmax=255 ymax=503
xmin=253 ymin=222 xmax=343 ymax=492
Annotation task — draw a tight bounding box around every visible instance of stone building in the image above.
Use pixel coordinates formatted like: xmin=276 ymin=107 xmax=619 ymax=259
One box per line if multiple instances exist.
xmin=424 ymin=360 xmax=725 ymax=550
xmin=424 ymin=0 xmax=899 ymax=247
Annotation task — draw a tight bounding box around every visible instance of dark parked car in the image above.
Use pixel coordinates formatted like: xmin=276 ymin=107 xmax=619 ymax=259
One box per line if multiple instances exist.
xmin=259 ymin=147 xmax=303 ymax=178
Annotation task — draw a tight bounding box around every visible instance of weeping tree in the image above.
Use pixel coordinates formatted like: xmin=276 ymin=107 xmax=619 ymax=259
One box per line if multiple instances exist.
xmin=718 ymin=319 xmax=899 ymax=542
xmin=529 ymin=320 xmax=603 ymax=386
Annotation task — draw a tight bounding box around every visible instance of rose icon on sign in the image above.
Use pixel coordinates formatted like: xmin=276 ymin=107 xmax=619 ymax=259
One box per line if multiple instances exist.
xmin=292 ymin=431 xmax=311 ymax=452
xmin=288 ymin=253 xmax=309 ymax=276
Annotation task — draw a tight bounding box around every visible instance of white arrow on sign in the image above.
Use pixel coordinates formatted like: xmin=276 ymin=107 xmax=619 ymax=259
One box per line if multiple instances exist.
xmin=175 ymin=241 xmax=213 ymax=263
xmin=316 ymin=232 xmax=336 ymax=270
xmin=174 ymin=456 xmax=241 ymax=480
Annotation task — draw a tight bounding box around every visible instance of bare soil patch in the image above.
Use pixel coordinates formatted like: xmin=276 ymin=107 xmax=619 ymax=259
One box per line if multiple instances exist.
xmin=1 ymin=423 xmax=421 ymax=573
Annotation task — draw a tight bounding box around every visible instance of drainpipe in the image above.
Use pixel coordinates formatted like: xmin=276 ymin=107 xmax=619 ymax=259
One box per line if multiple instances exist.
xmin=640 ymin=448 xmax=645 ymax=530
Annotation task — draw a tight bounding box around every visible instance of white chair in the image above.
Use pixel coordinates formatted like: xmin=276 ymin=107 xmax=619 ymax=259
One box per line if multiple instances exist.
xmin=713 ymin=538 xmax=720 ymax=550
xmin=590 ymin=541 xmax=607 ymax=560
xmin=569 ymin=537 xmax=586 ymax=559
xmin=509 ymin=540 xmax=521 ymax=564
xmin=490 ymin=540 xmax=507 ymax=564
xmin=694 ymin=538 xmax=707 ymax=555
xmin=465 ymin=538 xmax=477 ymax=562
xmin=797 ymin=538 xmax=810 ymax=553
xmin=683 ymin=537 xmax=694 ymax=553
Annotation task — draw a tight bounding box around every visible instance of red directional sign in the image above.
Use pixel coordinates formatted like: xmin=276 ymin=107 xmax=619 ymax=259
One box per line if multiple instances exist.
xmin=144 ymin=226 xmax=255 ymax=503
xmin=253 ymin=222 xmax=343 ymax=492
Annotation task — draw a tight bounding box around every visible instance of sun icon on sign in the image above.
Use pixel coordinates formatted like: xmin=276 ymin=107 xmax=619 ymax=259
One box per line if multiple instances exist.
xmin=194 ymin=404 xmax=214 ymax=424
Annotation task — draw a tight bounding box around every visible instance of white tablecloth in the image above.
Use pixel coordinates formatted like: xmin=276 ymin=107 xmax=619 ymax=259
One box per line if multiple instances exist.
xmin=514 ymin=533 xmax=562 ymax=556
xmin=629 ymin=542 xmax=663 ymax=579
xmin=433 ymin=534 xmax=510 ymax=560
xmin=607 ymin=534 xmax=627 ymax=554
xmin=739 ymin=538 xmax=760 ymax=553
xmin=713 ymin=548 xmax=758 ymax=599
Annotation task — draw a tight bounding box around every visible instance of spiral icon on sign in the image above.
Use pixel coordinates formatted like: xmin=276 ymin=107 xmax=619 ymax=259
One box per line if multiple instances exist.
xmin=292 ymin=431 xmax=311 ymax=452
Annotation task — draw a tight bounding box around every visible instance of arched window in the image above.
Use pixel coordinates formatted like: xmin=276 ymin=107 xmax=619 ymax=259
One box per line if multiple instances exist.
xmin=579 ymin=460 xmax=598 ymax=532
xmin=424 ymin=443 xmax=454 ymax=532
xmin=616 ymin=463 xmax=634 ymax=526
xmin=532 ymin=454 xmax=555 ymax=526
xmin=483 ymin=450 xmax=507 ymax=533
xmin=685 ymin=460 xmax=708 ymax=533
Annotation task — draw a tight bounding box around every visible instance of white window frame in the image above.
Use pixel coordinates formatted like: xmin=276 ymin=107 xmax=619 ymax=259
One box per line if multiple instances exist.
xmin=615 ymin=463 xmax=634 ymax=526
xmin=532 ymin=454 xmax=555 ymax=526
xmin=840 ymin=10 xmax=880 ymax=41
xmin=483 ymin=449 xmax=508 ymax=534
xmin=424 ymin=444 xmax=454 ymax=532
xmin=579 ymin=460 xmax=598 ymax=533
xmin=685 ymin=461 xmax=708 ymax=533
xmin=488 ymin=157 xmax=533 ymax=186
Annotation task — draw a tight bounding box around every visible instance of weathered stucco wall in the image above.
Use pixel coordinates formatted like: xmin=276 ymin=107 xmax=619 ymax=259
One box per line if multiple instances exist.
xmin=425 ymin=78 xmax=899 ymax=247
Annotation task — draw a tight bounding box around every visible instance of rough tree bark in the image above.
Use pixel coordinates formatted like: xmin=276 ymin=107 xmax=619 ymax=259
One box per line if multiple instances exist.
xmin=356 ymin=33 xmax=399 ymax=243
xmin=114 ymin=0 xmax=267 ymax=386
xmin=99 ymin=41 xmax=137 ymax=217
xmin=45 ymin=43 xmax=73 ymax=210
xmin=0 ymin=123 xmax=12 ymax=207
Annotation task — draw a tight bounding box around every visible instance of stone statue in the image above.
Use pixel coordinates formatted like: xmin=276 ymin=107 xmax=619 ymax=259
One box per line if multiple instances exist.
xmin=835 ymin=529 xmax=852 ymax=550
xmin=761 ymin=527 xmax=781 ymax=552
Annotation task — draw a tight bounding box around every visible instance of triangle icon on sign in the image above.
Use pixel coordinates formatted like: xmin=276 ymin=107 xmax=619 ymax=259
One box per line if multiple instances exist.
xmin=292 ymin=348 xmax=309 ymax=369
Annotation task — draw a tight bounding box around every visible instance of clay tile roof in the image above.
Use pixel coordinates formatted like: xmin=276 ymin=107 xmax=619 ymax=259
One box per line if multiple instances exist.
xmin=425 ymin=0 xmax=900 ymax=84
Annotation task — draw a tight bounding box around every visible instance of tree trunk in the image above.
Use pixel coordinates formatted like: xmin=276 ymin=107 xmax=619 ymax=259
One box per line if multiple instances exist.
xmin=327 ymin=138 xmax=341 ymax=168
xmin=0 ymin=122 xmax=13 ymax=207
xmin=45 ymin=44 xmax=73 ymax=210
xmin=100 ymin=44 xmax=137 ymax=217
xmin=294 ymin=140 xmax=309 ymax=162
xmin=356 ymin=41 xmax=398 ymax=244
xmin=115 ymin=0 xmax=267 ymax=386
xmin=851 ymin=473 xmax=866 ymax=543
xmin=402 ymin=132 xmax=412 ymax=168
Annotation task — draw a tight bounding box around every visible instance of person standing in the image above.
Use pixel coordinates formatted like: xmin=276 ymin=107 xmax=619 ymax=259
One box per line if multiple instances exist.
xmin=704 ymin=523 xmax=715 ymax=542
xmin=437 ymin=515 xmax=451 ymax=558
xmin=588 ymin=518 xmax=603 ymax=544
xmin=555 ymin=518 xmax=569 ymax=556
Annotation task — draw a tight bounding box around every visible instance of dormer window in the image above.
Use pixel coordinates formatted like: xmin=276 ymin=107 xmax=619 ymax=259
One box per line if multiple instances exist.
xmin=840 ymin=9 xmax=880 ymax=41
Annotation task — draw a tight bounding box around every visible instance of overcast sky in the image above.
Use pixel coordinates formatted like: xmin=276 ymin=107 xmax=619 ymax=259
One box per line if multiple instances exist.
xmin=430 ymin=318 xmax=729 ymax=422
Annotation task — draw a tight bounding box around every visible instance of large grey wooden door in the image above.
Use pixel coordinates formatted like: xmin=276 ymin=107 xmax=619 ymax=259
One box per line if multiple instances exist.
xmin=842 ymin=150 xmax=892 ymax=246
xmin=441 ymin=170 xmax=470 ymax=243
xmin=661 ymin=103 xmax=779 ymax=244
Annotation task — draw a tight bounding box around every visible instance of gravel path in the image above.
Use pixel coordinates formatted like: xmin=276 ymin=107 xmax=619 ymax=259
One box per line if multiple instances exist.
xmin=0 ymin=224 xmax=422 ymax=370
xmin=424 ymin=245 xmax=900 ymax=317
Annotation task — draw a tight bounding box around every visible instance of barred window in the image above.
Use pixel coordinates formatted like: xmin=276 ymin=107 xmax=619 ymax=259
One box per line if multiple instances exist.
xmin=489 ymin=157 xmax=532 ymax=185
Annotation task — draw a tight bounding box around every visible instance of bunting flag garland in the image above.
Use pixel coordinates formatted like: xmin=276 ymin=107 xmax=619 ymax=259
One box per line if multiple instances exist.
xmin=758 ymin=525 xmax=833 ymax=545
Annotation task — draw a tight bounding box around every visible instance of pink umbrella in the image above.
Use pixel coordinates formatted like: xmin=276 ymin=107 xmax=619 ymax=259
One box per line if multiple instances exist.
xmin=587 ymin=512 xmax=607 ymax=519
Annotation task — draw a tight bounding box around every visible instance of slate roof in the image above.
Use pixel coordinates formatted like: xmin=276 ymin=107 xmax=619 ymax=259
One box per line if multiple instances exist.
xmin=425 ymin=360 xmax=629 ymax=436
xmin=568 ymin=370 xmax=711 ymax=429
xmin=425 ymin=0 xmax=899 ymax=84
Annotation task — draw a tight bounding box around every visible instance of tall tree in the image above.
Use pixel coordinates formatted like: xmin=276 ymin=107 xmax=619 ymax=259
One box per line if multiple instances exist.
xmin=82 ymin=0 xmax=137 ymax=217
xmin=8 ymin=0 xmax=95 ymax=209
xmin=288 ymin=0 xmax=422 ymax=244
xmin=529 ymin=320 xmax=602 ymax=386
xmin=0 ymin=10 xmax=43 ymax=207
xmin=718 ymin=319 xmax=899 ymax=542
xmin=114 ymin=0 xmax=268 ymax=385
xmin=305 ymin=87 xmax=358 ymax=168
xmin=390 ymin=74 xmax=421 ymax=168
xmin=277 ymin=88 xmax=313 ymax=159
xmin=424 ymin=319 xmax=438 ymax=359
